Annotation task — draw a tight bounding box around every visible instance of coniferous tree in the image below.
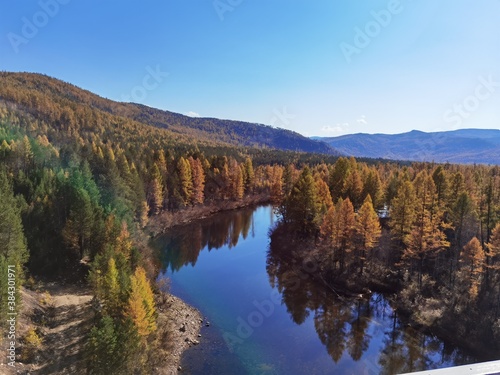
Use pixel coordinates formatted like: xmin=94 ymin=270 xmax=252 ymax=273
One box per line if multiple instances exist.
xmin=460 ymin=237 xmax=485 ymax=299
xmin=355 ymin=195 xmax=381 ymax=275
xmin=282 ymin=166 xmax=320 ymax=235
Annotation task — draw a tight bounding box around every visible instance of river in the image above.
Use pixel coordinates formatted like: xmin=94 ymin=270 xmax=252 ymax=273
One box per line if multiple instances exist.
xmin=153 ymin=205 xmax=477 ymax=375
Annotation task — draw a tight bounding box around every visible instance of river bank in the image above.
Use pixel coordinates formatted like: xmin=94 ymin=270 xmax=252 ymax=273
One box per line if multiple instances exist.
xmin=147 ymin=194 xmax=271 ymax=236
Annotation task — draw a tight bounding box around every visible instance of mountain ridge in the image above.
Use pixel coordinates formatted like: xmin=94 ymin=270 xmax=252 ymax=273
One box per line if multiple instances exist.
xmin=0 ymin=72 xmax=338 ymax=156
xmin=314 ymin=129 xmax=500 ymax=165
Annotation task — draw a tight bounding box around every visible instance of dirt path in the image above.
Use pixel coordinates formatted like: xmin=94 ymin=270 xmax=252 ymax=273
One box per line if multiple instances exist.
xmin=33 ymin=283 xmax=93 ymax=375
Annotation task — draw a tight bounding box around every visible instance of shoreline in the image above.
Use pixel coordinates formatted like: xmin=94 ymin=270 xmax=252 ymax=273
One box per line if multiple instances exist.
xmin=147 ymin=194 xmax=271 ymax=236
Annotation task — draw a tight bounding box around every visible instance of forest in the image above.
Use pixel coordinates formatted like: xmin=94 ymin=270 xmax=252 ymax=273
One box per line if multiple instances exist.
xmin=272 ymin=157 xmax=500 ymax=359
xmin=0 ymin=71 xmax=499 ymax=373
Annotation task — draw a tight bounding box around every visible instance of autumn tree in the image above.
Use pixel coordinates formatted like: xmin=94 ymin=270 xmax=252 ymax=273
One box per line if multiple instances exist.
xmin=315 ymin=176 xmax=333 ymax=216
xmin=329 ymin=157 xmax=349 ymax=203
xmin=330 ymin=198 xmax=356 ymax=271
xmin=270 ymin=165 xmax=284 ymax=204
xmin=282 ymin=166 xmax=320 ymax=235
xmin=243 ymin=157 xmax=254 ymax=194
xmin=486 ymin=223 xmax=500 ymax=271
xmin=188 ymin=156 xmax=205 ymax=204
xmin=343 ymin=169 xmax=363 ymax=209
xmin=403 ymin=172 xmax=449 ymax=288
xmin=126 ymin=267 xmax=156 ymax=338
xmin=177 ymin=157 xmax=193 ymax=206
xmin=389 ymin=181 xmax=417 ymax=245
xmin=355 ymin=195 xmax=381 ymax=275
xmin=147 ymin=163 xmax=163 ymax=215
xmin=459 ymin=237 xmax=485 ymax=299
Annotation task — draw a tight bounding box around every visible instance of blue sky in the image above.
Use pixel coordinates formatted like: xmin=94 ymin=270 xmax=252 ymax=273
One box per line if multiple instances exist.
xmin=1 ymin=0 xmax=499 ymax=136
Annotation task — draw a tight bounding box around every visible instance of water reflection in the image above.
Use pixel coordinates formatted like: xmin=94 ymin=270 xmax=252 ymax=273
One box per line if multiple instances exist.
xmin=267 ymin=223 xmax=475 ymax=374
xmin=153 ymin=207 xmax=256 ymax=272
xmin=155 ymin=206 xmax=477 ymax=374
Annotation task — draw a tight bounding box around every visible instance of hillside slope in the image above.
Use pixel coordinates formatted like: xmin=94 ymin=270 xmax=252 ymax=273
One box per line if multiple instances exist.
xmin=314 ymin=129 xmax=500 ymax=164
xmin=0 ymin=72 xmax=337 ymax=155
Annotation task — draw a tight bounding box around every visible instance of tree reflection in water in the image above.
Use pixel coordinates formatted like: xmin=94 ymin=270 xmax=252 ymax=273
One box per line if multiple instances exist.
xmin=152 ymin=207 xmax=255 ymax=272
xmin=267 ymin=222 xmax=477 ymax=374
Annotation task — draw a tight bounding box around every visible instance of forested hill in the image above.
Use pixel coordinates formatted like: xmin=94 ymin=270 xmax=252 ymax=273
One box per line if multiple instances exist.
xmin=314 ymin=129 xmax=500 ymax=165
xmin=0 ymin=72 xmax=337 ymax=155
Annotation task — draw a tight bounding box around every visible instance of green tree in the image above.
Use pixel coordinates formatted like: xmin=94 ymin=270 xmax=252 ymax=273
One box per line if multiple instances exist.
xmin=0 ymin=171 xmax=29 ymax=320
xmin=282 ymin=167 xmax=320 ymax=235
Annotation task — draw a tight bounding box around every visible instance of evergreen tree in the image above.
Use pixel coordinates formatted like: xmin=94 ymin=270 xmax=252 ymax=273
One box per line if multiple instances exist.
xmin=282 ymin=167 xmax=320 ymax=235
xmin=0 ymin=171 xmax=28 ymax=321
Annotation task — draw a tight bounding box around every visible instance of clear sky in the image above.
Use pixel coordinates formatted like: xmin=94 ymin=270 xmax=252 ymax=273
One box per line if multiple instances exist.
xmin=1 ymin=0 xmax=499 ymax=137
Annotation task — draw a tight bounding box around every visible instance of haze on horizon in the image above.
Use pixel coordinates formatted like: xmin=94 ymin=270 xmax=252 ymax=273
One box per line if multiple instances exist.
xmin=1 ymin=0 xmax=499 ymax=137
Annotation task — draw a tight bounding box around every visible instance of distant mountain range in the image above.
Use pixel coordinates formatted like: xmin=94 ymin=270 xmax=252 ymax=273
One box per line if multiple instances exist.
xmin=313 ymin=129 xmax=500 ymax=165
xmin=0 ymin=72 xmax=338 ymax=156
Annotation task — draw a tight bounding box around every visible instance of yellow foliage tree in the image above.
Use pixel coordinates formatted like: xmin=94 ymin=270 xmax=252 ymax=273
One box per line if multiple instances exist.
xmin=126 ymin=267 xmax=156 ymax=337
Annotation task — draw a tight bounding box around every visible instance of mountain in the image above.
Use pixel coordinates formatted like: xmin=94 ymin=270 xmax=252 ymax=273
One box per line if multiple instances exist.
xmin=0 ymin=72 xmax=337 ymax=155
xmin=314 ymin=129 xmax=500 ymax=164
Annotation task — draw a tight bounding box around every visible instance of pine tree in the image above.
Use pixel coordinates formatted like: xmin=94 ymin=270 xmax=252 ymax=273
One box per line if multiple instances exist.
xmin=147 ymin=164 xmax=163 ymax=215
xmin=115 ymin=221 xmax=132 ymax=260
xmin=126 ymin=267 xmax=156 ymax=337
xmin=282 ymin=166 xmax=320 ymax=235
xmin=403 ymin=172 xmax=449 ymax=287
xmin=460 ymin=237 xmax=485 ymax=298
xmin=486 ymin=223 xmax=500 ymax=270
xmin=138 ymin=201 xmax=149 ymax=228
xmin=188 ymin=157 xmax=205 ymax=204
xmin=389 ymin=181 xmax=417 ymax=244
xmin=329 ymin=157 xmax=349 ymax=203
xmin=177 ymin=157 xmax=193 ymax=205
xmin=0 ymin=171 xmax=28 ymax=320
xmin=282 ymin=164 xmax=295 ymax=198
xmin=103 ymin=257 xmax=121 ymax=315
xmin=270 ymin=166 xmax=284 ymax=204
xmin=62 ymin=188 xmax=94 ymax=259
xmin=355 ymin=195 xmax=381 ymax=275
xmin=331 ymin=198 xmax=356 ymax=270
xmin=343 ymin=169 xmax=363 ymax=209
xmin=320 ymin=206 xmax=336 ymax=241
xmin=315 ymin=176 xmax=334 ymax=216
xmin=243 ymin=157 xmax=254 ymax=194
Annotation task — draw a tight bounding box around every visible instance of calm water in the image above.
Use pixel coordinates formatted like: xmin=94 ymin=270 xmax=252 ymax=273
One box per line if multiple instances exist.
xmin=154 ymin=206 xmax=474 ymax=375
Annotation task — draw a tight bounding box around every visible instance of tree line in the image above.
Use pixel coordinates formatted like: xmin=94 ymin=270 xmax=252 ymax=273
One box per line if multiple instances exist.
xmin=274 ymin=156 xmax=500 ymax=356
